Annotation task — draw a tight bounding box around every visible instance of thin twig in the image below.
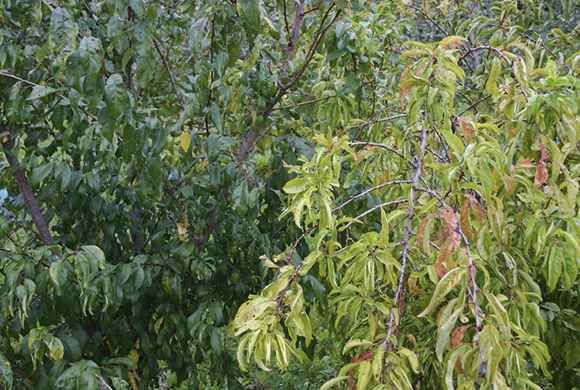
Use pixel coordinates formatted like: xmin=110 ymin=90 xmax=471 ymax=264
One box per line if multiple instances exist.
xmin=342 ymin=199 xmax=407 ymax=230
xmin=408 ymin=4 xmax=449 ymax=36
xmin=334 ymin=180 xmax=412 ymax=212
xmin=304 ymin=6 xmax=320 ymax=15
xmin=460 ymin=45 xmax=512 ymax=65
xmin=457 ymin=224 xmax=486 ymax=377
xmin=0 ymin=70 xmax=42 ymax=87
xmin=153 ymin=38 xmax=180 ymax=98
xmin=284 ymin=226 xmax=316 ymax=265
xmin=457 ymin=94 xmax=491 ymax=117
xmin=345 ymin=114 xmax=406 ymax=130
xmin=425 ymin=146 xmax=447 ymax=163
xmin=521 ymin=31 xmax=571 ymax=72
xmin=271 ymin=95 xmax=336 ymax=111
xmin=350 ymin=140 xmax=410 ymax=163
xmin=431 ymin=127 xmax=451 ymax=163
xmin=279 ymin=5 xmax=339 ymax=94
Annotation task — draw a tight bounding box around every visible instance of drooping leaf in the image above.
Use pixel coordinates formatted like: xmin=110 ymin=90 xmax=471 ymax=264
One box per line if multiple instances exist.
xmin=419 ymin=267 xmax=465 ymax=317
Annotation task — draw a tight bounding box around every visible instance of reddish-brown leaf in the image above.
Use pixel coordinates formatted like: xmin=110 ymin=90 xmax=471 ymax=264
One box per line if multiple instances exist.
xmin=460 ymin=198 xmax=475 ymax=240
xmin=534 ymin=142 xmax=550 ymax=186
xmin=534 ymin=160 xmax=548 ymax=187
xmin=440 ymin=207 xmax=461 ymax=249
xmin=455 ymin=357 xmax=464 ymax=373
xmin=435 ymin=239 xmax=452 ymax=278
xmin=518 ymin=159 xmax=534 ymax=169
xmin=451 ymin=325 xmax=469 ymax=347
xmin=348 ymin=351 xmax=374 ymax=389
xmin=457 ymin=117 xmax=476 ymax=141
xmin=352 ymin=351 xmax=374 ymax=362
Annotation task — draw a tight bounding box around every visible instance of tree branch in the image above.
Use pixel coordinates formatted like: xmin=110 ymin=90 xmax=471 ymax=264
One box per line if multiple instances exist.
xmin=459 ymin=45 xmax=512 ymax=65
xmin=456 ymin=94 xmax=491 ymax=116
xmin=382 ymin=126 xmax=429 ymax=350
xmin=408 ymin=4 xmax=449 ymax=37
xmin=350 ymin=140 xmax=410 ymax=163
xmin=334 ymin=180 xmax=412 ymax=212
xmin=280 ymin=6 xmax=339 ymax=94
xmin=153 ymin=37 xmax=180 ymax=98
xmin=236 ymin=5 xmax=341 ymax=164
xmin=286 ymin=0 xmax=306 ymax=62
xmin=282 ymin=0 xmax=291 ymax=38
xmin=270 ymin=95 xmax=336 ymax=111
xmin=416 ymin=185 xmax=487 ymax=377
xmin=1 ymin=126 xmax=54 ymax=245
xmin=342 ymin=199 xmax=407 ymax=230
xmin=345 ymin=113 xmax=406 ymax=131
xmin=0 ymin=70 xmax=42 ymax=87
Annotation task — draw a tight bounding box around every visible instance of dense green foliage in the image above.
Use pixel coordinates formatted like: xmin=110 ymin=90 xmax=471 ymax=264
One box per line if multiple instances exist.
xmin=0 ymin=0 xmax=578 ymax=389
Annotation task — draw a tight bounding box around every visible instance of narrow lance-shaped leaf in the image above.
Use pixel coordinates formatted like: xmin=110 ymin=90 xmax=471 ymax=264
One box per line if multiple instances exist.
xmin=418 ymin=267 xmax=465 ymax=318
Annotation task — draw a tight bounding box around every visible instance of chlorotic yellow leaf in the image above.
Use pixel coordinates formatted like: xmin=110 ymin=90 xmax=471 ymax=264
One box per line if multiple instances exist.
xmin=180 ymin=131 xmax=191 ymax=152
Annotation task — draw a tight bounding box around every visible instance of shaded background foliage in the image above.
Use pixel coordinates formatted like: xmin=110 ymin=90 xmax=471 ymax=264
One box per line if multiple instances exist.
xmin=0 ymin=0 xmax=578 ymax=389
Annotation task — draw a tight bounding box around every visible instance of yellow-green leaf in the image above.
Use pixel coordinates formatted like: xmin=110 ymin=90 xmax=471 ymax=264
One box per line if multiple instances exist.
xmin=283 ymin=177 xmax=310 ymax=194
xmin=418 ymin=267 xmax=465 ymax=317
xmin=342 ymin=339 xmax=374 ymax=354
xmin=320 ymin=376 xmax=349 ymax=390
xmin=180 ymin=131 xmax=191 ymax=152
xmin=357 ymin=361 xmax=372 ymax=390
xmin=485 ymin=58 xmax=502 ymax=96
xmin=399 ymin=347 xmax=420 ymax=373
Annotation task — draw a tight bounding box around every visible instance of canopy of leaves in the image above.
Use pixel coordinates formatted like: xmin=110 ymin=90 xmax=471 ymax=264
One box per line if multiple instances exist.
xmin=0 ymin=0 xmax=578 ymax=389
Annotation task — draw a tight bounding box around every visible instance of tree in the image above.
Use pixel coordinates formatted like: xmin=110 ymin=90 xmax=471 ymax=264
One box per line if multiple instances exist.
xmin=0 ymin=0 xmax=308 ymax=387
xmin=232 ymin=1 xmax=579 ymax=389
xmin=0 ymin=0 xmax=578 ymax=389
